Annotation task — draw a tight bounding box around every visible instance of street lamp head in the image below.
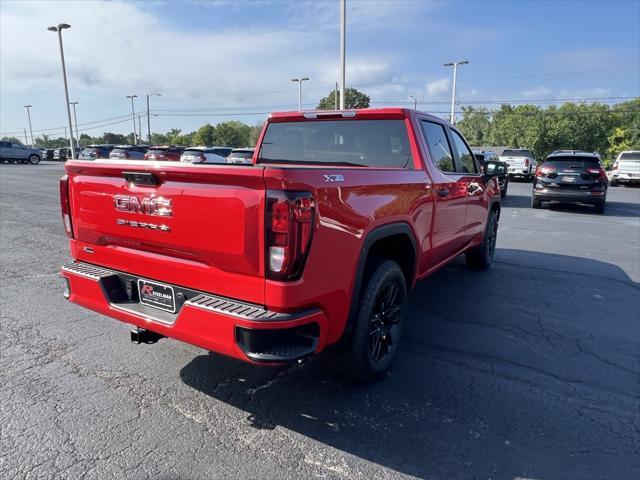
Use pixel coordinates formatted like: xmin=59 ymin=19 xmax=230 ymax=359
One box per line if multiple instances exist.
xmin=459 ymin=60 xmax=470 ymax=65
xmin=69 ymin=101 xmax=78 ymax=105
xmin=47 ymin=26 xmax=58 ymax=32
xmin=126 ymin=95 xmax=138 ymax=99
xmin=291 ymin=78 xmax=299 ymax=82
xmin=24 ymin=105 xmax=32 ymax=108
xmin=58 ymin=23 xmax=71 ymax=30
xmin=149 ymin=93 xmax=161 ymax=97
xmin=301 ymin=77 xmax=310 ymax=81
xmin=443 ymin=62 xmax=455 ymax=67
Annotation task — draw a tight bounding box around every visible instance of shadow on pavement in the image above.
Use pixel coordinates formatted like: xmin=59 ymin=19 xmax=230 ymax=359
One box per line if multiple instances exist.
xmin=502 ymin=192 xmax=640 ymax=218
xmin=180 ymin=249 xmax=639 ymax=479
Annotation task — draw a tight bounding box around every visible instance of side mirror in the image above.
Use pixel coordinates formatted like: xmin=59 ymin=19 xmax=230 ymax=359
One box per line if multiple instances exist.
xmin=483 ymin=160 xmax=505 ymax=178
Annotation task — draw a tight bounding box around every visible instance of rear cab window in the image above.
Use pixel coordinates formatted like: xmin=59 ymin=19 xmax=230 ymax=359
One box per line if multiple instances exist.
xmin=503 ymin=149 xmax=533 ymax=158
xmin=258 ymin=119 xmax=413 ymax=168
xmin=619 ymin=152 xmax=640 ymax=161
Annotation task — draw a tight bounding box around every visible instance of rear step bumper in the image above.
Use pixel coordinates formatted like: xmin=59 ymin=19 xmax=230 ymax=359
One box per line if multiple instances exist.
xmin=61 ymin=261 xmax=328 ymax=364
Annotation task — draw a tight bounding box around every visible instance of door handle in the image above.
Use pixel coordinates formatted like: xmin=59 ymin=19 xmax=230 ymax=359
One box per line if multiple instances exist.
xmin=467 ymin=183 xmax=483 ymax=195
xmin=437 ymin=188 xmax=450 ymax=198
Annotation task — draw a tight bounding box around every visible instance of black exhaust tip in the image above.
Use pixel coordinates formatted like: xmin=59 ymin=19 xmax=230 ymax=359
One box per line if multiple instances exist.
xmin=130 ymin=328 xmax=165 ymax=345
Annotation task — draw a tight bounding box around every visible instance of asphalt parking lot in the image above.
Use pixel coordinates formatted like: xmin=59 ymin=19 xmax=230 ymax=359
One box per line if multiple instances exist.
xmin=1 ymin=162 xmax=639 ymax=480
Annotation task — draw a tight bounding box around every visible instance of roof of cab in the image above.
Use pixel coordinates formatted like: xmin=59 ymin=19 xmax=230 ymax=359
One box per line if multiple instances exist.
xmin=268 ymin=108 xmax=445 ymax=124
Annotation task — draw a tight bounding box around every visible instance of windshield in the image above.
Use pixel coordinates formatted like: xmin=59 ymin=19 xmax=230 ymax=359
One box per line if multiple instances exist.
xmin=229 ymin=151 xmax=254 ymax=159
xmin=502 ymin=149 xmax=533 ymax=157
xmin=258 ymin=119 xmax=412 ymax=168
xmin=619 ymin=152 xmax=640 ymax=161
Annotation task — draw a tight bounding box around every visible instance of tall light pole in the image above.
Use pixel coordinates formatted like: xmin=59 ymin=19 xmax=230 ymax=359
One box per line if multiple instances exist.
xmin=126 ymin=95 xmax=138 ymax=144
xmin=47 ymin=23 xmax=75 ymax=154
xmin=24 ymin=105 xmax=34 ymax=146
xmin=409 ymin=95 xmax=418 ymax=110
xmin=443 ymin=60 xmax=469 ymax=125
xmin=69 ymin=101 xmax=79 ymax=149
xmin=146 ymin=93 xmax=161 ymax=144
xmin=339 ymin=0 xmax=346 ymax=110
xmin=291 ymin=78 xmax=310 ymax=112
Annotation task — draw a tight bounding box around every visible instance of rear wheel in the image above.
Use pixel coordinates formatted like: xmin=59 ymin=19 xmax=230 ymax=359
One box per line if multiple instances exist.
xmin=29 ymin=154 xmax=40 ymax=165
xmin=594 ymin=200 xmax=606 ymax=214
xmin=531 ymin=196 xmax=542 ymax=209
xmin=465 ymin=209 xmax=499 ymax=270
xmin=343 ymin=258 xmax=407 ymax=383
xmin=610 ymin=179 xmax=618 ymax=187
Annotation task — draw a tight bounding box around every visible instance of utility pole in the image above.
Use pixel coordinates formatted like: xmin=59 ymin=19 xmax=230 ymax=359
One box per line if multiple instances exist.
xmin=339 ymin=0 xmax=346 ymax=110
xmin=126 ymin=95 xmax=138 ymax=144
xmin=47 ymin=23 xmax=75 ymax=153
xmin=335 ymin=82 xmax=338 ymax=110
xmin=291 ymin=78 xmax=310 ymax=112
xmin=24 ymin=105 xmax=34 ymax=146
xmin=409 ymin=95 xmax=417 ymax=110
xmin=146 ymin=93 xmax=161 ymax=144
xmin=138 ymin=115 xmax=142 ymax=143
xmin=22 ymin=128 xmax=28 ymax=145
xmin=69 ymin=101 xmax=79 ymax=149
xmin=443 ymin=60 xmax=469 ymax=125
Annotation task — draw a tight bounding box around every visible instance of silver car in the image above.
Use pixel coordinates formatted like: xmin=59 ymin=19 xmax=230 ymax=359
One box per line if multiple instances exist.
xmin=0 ymin=141 xmax=42 ymax=164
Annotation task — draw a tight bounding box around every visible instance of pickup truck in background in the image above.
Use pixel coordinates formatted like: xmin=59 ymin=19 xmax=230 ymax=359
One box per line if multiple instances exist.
xmin=500 ymin=148 xmax=536 ymax=181
xmin=60 ymin=108 xmax=503 ymax=382
xmin=608 ymin=151 xmax=640 ymax=186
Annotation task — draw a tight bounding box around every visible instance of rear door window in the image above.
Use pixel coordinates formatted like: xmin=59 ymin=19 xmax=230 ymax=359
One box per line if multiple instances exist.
xmin=449 ymin=129 xmax=477 ymax=174
xmin=543 ymin=156 xmax=601 ymax=169
xmin=259 ymin=119 xmax=412 ymax=168
xmin=421 ymin=121 xmax=454 ymax=172
xmin=619 ymin=152 xmax=640 ymax=161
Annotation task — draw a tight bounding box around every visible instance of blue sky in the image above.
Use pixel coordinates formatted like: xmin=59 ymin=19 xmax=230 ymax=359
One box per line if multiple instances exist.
xmin=1 ymin=0 xmax=638 ymax=141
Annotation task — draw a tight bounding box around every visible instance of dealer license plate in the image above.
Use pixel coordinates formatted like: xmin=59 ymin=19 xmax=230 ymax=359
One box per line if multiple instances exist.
xmin=138 ymin=279 xmax=176 ymax=313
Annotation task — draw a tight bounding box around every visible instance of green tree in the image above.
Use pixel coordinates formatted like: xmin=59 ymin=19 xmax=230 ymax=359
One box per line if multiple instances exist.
xmin=213 ymin=121 xmax=250 ymax=147
xmin=249 ymin=123 xmax=264 ymax=147
xmin=317 ymin=87 xmax=370 ymax=110
xmin=192 ymin=124 xmax=216 ymax=146
xmin=457 ymin=106 xmax=492 ymax=146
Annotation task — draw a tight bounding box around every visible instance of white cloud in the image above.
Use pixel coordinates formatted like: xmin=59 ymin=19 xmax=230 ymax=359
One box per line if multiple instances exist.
xmin=425 ymin=78 xmax=450 ymax=97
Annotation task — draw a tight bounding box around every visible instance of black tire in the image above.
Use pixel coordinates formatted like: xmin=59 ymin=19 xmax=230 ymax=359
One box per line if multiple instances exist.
xmin=28 ymin=154 xmax=40 ymax=165
xmin=501 ymin=179 xmax=508 ymax=198
xmin=7 ymin=159 xmax=15 ymax=164
xmin=531 ymin=196 xmax=542 ymax=209
xmin=594 ymin=201 xmax=606 ymax=214
xmin=610 ymin=179 xmax=618 ymax=187
xmin=343 ymin=258 xmax=408 ymax=383
xmin=465 ymin=209 xmax=499 ymax=270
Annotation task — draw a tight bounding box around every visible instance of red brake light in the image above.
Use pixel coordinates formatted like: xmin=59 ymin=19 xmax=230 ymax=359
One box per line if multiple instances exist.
xmin=59 ymin=175 xmax=74 ymax=238
xmin=266 ymin=191 xmax=315 ymax=280
xmin=524 ymin=158 xmax=529 ymax=167
xmin=143 ymin=153 xmax=150 ymax=160
xmin=586 ymin=167 xmax=607 ymax=179
xmin=537 ymin=165 xmax=556 ymax=177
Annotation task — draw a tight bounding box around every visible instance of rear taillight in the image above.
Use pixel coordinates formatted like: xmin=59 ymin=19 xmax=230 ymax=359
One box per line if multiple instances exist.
xmin=537 ymin=165 xmax=555 ymax=177
xmin=143 ymin=153 xmax=150 ymax=160
xmin=199 ymin=153 xmax=206 ymax=163
xmin=524 ymin=158 xmax=530 ymax=167
xmin=121 ymin=151 xmax=130 ymax=159
xmin=266 ymin=191 xmax=315 ymax=281
xmin=586 ymin=167 xmax=607 ymax=180
xmin=59 ymin=175 xmax=74 ymax=238
xmin=612 ymin=162 xmax=619 ymax=171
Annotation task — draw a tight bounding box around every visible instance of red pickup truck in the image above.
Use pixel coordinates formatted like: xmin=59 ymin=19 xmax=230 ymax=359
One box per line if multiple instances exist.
xmin=60 ymin=108 xmax=503 ymax=382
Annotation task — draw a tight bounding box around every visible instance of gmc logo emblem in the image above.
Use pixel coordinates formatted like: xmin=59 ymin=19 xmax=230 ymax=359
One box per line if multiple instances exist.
xmin=114 ymin=195 xmax=172 ymax=217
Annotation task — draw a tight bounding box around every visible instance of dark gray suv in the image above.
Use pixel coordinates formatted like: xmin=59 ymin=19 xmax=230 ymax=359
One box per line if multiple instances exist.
xmin=0 ymin=141 xmax=42 ymax=164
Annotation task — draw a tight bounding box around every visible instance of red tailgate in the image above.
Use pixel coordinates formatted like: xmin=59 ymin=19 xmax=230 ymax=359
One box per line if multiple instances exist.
xmin=65 ymin=161 xmax=266 ymax=304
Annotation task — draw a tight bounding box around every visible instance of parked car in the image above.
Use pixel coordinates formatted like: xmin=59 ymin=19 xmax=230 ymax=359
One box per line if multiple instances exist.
xmin=60 ymin=108 xmax=503 ymax=382
xmin=80 ymin=145 xmax=116 ymax=160
xmin=180 ymin=146 xmax=232 ymax=164
xmin=474 ymin=150 xmax=508 ymax=197
xmin=608 ymin=151 xmax=640 ymax=186
xmin=227 ymin=148 xmax=255 ymax=164
xmin=53 ymin=147 xmax=82 ymax=161
xmin=0 ymin=141 xmax=41 ymax=164
xmin=500 ymin=148 xmax=536 ymax=181
xmin=109 ymin=145 xmax=149 ymax=160
xmin=532 ymin=151 xmax=607 ymax=213
xmin=144 ymin=146 xmax=185 ymax=161
xmin=42 ymin=149 xmax=55 ymax=161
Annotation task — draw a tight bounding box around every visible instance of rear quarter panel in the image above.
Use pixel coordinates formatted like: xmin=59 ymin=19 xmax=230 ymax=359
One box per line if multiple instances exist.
xmin=263 ymin=165 xmax=434 ymax=345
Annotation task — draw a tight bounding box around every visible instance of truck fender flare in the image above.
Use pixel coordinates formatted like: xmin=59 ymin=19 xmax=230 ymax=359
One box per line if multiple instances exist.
xmin=337 ymin=222 xmax=418 ymax=348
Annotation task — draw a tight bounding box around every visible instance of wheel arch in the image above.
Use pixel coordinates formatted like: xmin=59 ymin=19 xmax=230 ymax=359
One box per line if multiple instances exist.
xmin=334 ymin=222 xmax=418 ymax=349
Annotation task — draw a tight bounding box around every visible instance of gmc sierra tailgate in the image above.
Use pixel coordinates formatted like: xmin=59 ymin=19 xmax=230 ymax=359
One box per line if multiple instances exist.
xmin=65 ymin=160 xmax=266 ymax=304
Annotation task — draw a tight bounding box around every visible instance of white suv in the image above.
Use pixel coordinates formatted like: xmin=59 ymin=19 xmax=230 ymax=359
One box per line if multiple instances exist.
xmin=499 ymin=148 xmax=536 ymax=181
xmin=608 ymin=151 xmax=640 ymax=186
